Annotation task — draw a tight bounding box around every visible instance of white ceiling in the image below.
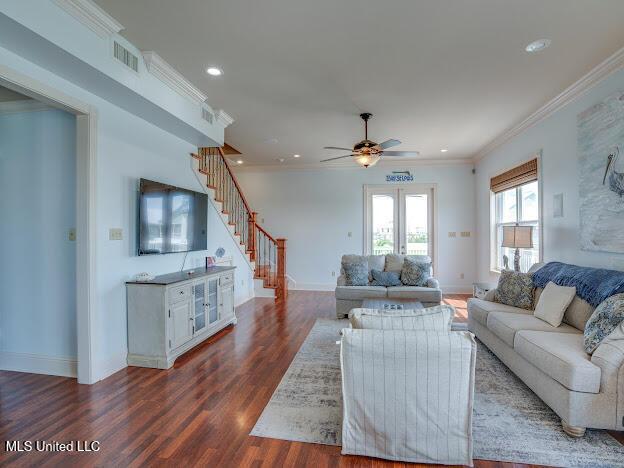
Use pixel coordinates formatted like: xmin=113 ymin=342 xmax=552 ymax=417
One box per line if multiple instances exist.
xmin=95 ymin=0 xmax=624 ymax=166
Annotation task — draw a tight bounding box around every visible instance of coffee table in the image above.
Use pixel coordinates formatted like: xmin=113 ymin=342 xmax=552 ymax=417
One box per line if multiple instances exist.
xmin=361 ymin=298 xmax=424 ymax=311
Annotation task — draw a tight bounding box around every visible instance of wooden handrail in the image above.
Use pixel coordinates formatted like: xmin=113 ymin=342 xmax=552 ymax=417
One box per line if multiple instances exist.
xmin=194 ymin=145 xmax=287 ymax=302
xmin=216 ymin=147 xmax=254 ymax=218
xmin=256 ymin=223 xmax=277 ymax=243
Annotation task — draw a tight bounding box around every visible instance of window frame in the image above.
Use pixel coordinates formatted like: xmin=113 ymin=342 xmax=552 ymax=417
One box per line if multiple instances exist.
xmin=490 ymin=157 xmax=543 ymax=274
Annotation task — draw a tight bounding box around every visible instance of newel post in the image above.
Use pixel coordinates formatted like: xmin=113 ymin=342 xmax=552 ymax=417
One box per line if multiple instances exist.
xmin=276 ymin=238 xmax=287 ymax=301
xmin=248 ymin=212 xmax=258 ymax=261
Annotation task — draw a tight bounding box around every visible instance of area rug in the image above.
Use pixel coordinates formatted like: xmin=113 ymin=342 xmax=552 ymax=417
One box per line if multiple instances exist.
xmin=250 ymin=319 xmax=624 ymax=467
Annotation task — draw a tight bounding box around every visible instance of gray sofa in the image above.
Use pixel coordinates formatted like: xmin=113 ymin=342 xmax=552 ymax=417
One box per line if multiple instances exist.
xmin=468 ymin=265 xmax=624 ymax=437
xmin=335 ymin=254 xmax=442 ymax=318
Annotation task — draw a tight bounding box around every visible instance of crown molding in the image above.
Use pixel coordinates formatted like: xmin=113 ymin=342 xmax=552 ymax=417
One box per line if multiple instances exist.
xmin=142 ymin=51 xmax=207 ymax=105
xmin=473 ymin=45 xmax=624 ymax=163
xmin=215 ymin=109 xmax=234 ymax=128
xmin=232 ymin=157 xmax=472 ymax=173
xmin=52 ymin=0 xmax=124 ymax=38
xmin=0 ymin=99 xmax=52 ymax=114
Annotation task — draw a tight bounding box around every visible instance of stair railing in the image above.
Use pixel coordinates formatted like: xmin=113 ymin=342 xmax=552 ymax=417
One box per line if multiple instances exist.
xmin=193 ymin=147 xmax=287 ymax=302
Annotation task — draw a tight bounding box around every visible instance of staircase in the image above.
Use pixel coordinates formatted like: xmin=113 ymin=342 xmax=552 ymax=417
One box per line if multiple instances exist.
xmin=191 ymin=147 xmax=287 ymax=302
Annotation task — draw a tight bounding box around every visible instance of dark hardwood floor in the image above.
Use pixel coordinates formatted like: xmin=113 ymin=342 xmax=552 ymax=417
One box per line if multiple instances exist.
xmin=0 ymin=291 xmax=621 ymax=467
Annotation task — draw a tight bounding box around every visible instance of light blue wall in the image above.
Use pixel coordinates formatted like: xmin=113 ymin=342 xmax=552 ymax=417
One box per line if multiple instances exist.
xmin=0 ymin=108 xmax=77 ymax=358
xmin=475 ymin=67 xmax=624 ymax=283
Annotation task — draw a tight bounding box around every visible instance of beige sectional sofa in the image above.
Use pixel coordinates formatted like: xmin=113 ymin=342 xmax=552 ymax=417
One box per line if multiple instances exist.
xmin=468 ymin=276 xmax=624 ymax=436
xmin=335 ymin=254 xmax=442 ymax=318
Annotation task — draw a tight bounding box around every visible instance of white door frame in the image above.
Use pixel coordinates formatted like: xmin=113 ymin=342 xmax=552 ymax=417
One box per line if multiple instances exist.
xmin=0 ymin=63 xmax=97 ymax=384
xmin=363 ymin=183 xmax=438 ymax=274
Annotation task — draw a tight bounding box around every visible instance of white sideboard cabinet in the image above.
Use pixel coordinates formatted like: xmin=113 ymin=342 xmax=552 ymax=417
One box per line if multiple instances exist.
xmin=126 ymin=266 xmax=236 ymax=369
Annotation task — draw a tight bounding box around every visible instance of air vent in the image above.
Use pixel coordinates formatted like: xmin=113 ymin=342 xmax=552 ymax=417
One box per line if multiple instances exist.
xmin=202 ymin=108 xmax=214 ymax=124
xmin=113 ymin=41 xmax=139 ymax=72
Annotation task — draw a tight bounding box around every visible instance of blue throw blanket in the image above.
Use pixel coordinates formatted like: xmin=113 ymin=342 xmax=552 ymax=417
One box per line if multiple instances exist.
xmin=532 ymin=262 xmax=624 ymax=307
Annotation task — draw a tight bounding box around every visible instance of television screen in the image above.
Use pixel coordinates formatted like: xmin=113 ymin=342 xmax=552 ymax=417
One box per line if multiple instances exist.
xmin=138 ymin=179 xmax=207 ymax=255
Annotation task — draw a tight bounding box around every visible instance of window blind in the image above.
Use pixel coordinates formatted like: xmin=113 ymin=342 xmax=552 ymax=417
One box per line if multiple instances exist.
xmin=490 ymin=158 xmax=538 ymax=193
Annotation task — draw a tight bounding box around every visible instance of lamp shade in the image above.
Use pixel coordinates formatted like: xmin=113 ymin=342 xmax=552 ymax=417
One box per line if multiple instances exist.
xmin=502 ymin=225 xmax=534 ymax=249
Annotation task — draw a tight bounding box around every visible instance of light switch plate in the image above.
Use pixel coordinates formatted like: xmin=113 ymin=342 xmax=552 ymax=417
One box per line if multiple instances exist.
xmin=461 ymin=231 xmax=471 ymax=237
xmin=448 ymin=232 xmax=457 ymax=238
xmin=68 ymin=228 xmax=76 ymax=241
xmin=109 ymin=228 xmax=123 ymax=241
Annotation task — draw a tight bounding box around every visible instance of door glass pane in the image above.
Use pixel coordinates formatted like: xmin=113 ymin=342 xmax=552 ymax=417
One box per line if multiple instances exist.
xmin=520 ymin=181 xmax=538 ymax=221
xmin=208 ymin=279 xmax=218 ymax=323
xmin=372 ymin=195 xmax=394 ymax=255
xmin=194 ymin=282 xmax=205 ymax=332
xmin=405 ymin=194 xmax=428 ymax=255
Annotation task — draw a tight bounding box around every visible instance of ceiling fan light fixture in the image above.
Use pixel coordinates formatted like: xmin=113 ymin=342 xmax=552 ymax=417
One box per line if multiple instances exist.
xmin=356 ymin=154 xmax=380 ymax=168
xmin=525 ymin=39 xmax=551 ymax=53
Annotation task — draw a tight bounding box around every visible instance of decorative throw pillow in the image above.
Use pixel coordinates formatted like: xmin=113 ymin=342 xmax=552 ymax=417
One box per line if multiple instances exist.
xmin=384 ymin=253 xmax=405 ymax=274
xmin=496 ymin=270 xmax=534 ymax=310
xmin=350 ymin=305 xmax=454 ymax=331
xmin=584 ymin=293 xmax=624 ymax=354
xmin=533 ymin=281 xmax=577 ymax=327
xmin=370 ymin=269 xmax=402 ymax=286
xmin=400 ymin=257 xmax=431 ymax=286
xmin=342 ymin=259 xmax=369 ymax=286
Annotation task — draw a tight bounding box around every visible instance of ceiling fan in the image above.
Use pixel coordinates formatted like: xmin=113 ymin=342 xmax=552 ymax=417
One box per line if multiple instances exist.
xmin=321 ymin=113 xmax=419 ymax=167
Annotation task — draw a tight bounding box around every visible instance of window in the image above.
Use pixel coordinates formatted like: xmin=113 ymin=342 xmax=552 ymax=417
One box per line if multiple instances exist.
xmin=493 ymin=180 xmax=540 ymax=272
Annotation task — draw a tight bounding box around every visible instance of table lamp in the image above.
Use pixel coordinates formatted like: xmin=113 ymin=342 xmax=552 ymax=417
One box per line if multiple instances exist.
xmin=502 ymin=225 xmax=534 ymax=272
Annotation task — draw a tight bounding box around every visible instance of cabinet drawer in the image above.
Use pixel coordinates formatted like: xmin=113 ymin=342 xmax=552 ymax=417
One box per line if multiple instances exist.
xmin=220 ymin=272 xmax=234 ymax=286
xmin=169 ymin=284 xmax=191 ymax=303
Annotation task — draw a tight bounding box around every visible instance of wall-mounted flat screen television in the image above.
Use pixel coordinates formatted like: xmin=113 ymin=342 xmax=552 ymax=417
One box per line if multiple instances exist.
xmin=138 ymin=178 xmax=207 ymax=255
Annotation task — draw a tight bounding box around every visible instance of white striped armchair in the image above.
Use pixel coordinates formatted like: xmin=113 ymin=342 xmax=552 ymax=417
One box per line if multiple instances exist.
xmin=340 ymin=329 xmax=477 ymax=466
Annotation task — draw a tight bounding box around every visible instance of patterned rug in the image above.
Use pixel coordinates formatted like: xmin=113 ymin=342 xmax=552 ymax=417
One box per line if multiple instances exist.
xmin=250 ymin=319 xmax=624 ymax=467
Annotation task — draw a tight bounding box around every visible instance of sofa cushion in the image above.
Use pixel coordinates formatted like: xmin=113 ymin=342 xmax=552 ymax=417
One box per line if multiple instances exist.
xmin=496 ymin=270 xmax=534 ymax=310
xmin=384 ymin=253 xmax=405 ymax=274
xmin=335 ymin=286 xmax=387 ymax=300
xmin=487 ymin=311 xmax=579 ymax=348
xmin=343 ymin=262 xmax=369 ymax=286
xmin=387 ymin=286 xmax=441 ymax=302
xmin=533 ymin=281 xmax=576 ymax=327
xmin=514 ymin=331 xmax=601 ymax=393
xmin=400 ymin=257 xmax=431 ymax=286
xmin=467 ymin=298 xmax=532 ymax=327
xmin=367 ymin=255 xmax=386 ymax=279
xmin=535 ymin=287 xmax=595 ymax=331
xmin=370 ymin=269 xmax=402 ymax=286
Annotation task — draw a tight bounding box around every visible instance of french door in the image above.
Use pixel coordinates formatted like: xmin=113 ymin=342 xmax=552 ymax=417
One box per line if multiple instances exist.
xmin=364 ymin=185 xmax=434 ymax=260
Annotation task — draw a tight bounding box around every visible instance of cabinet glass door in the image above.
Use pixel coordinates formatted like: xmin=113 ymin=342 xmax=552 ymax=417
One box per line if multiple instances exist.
xmin=193 ymin=281 xmax=206 ymax=333
xmin=208 ymin=278 xmax=218 ymax=324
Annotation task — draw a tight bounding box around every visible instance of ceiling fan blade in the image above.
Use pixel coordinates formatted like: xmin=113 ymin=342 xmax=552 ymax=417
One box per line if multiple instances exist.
xmin=323 ymin=146 xmax=354 ymax=151
xmin=320 ymin=154 xmax=355 ymax=162
xmin=377 ymin=139 xmax=401 ymax=150
xmin=380 ymin=150 xmax=420 ymax=157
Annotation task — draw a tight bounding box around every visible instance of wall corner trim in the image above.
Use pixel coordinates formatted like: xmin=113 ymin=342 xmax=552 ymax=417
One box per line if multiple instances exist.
xmin=142 ymin=51 xmax=208 ymax=105
xmin=472 ymin=45 xmax=624 ymax=163
xmin=52 ymin=0 xmax=124 ymax=38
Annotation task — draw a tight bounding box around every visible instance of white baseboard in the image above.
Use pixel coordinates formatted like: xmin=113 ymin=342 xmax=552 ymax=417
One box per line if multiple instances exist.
xmin=235 ymin=292 xmax=255 ymax=307
xmin=0 ymin=351 xmax=77 ymax=378
xmin=94 ymin=352 xmax=127 ymax=382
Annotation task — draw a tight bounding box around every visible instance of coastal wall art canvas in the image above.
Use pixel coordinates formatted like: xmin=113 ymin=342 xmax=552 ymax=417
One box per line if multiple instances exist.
xmin=578 ymin=90 xmax=624 ymax=253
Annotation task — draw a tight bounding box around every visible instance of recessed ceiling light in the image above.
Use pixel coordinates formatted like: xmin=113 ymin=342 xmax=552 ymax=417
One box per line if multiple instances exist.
xmin=440 ymin=149 xmax=448 ymax=153
xmin=236 ymin=159 xmax=243 ymax=164
xmin=278 ymin=158 xmax=285 ymax=163
xmin=293 ymin=154 xmax=301 ymax=158
xmin=206 ymin=67 xmax=223 ymax=76
xmin=525 ymin=39 xmax=551 ymax=53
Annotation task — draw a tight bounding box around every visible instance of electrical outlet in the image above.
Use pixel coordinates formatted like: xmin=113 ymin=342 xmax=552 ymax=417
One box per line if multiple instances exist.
xmin=109 ymin=228 xmax=123 ymax=241
xmin=461 ymin=231 xmax=471 ymax=237
xmin=331 ymin=271 xmax=336 ymax=277
xmin=448 ymin=232 xmax=456 ymax=238
xmin=460 ymin=273 xmax=465 ymax=279
xmin=348 ymin=231 xmax=352 ymax=238
xmin=68 ymin=228 xmax=76 ymax=241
